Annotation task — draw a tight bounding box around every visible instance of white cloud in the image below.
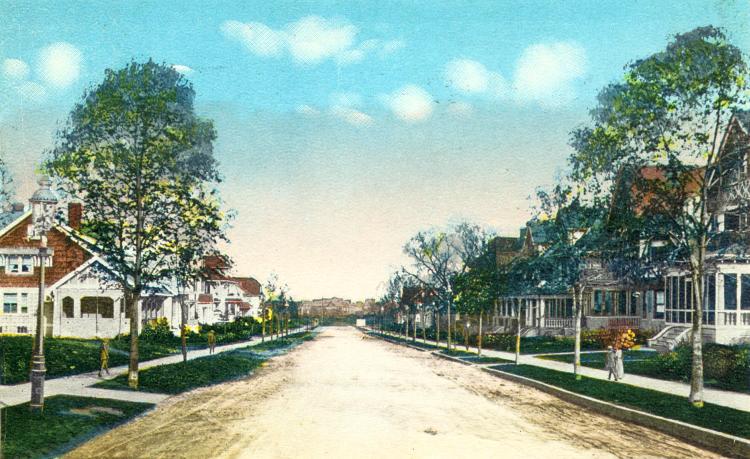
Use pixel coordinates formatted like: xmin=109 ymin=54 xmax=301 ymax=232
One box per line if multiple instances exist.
xmin=382 ymin=85 xmax=434 ymax=123
xmin=329 ymin=91 xmax=372 ymax=126
xmin=37 ymin=42 xmax=82 ymax=88
xmin=221 ymin=16 xmax=401 ymax=65
xmin=296 ymin=104 xmax=320 ymax=116
xmin=2 ymin=59 xmax=30 ymax=80
xmin=172 ymin=64 xmax=193 ymax=75
xmin=332 ymin=107 xmax=373 ymax=126
xmin=221 ymin=20 xmax=287 ymax=57
xmin=445 ymin=59 xmax=508 ymax=98
xmin=17 ymin=81 xmax=46 ymax=102
xmin=513 ymin=41 xmax=586 ymax=106
xmin=286 ymin=16 xmax=356 ymax=64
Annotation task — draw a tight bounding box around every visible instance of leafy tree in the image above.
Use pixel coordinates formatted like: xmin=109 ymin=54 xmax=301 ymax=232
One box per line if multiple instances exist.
xmin=402 ymin=222 xmax=490 ymax=350
xmin=46 ymin=60 xmax=221 ymax=389
xmin=453 ymin=246 xmax=504 ymax=355
xmin=0 ymin=156 xmax=13 ymax=208
xmin=569 ymin=26 xmax=750 ymax=405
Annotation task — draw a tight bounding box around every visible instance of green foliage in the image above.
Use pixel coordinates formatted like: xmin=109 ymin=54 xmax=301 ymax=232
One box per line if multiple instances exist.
xmin=541 ymin=343 xmax=750 ymax=393
xmin=1 ymin=395 xmax=153 ymax=459
xmin=95 ymin=350 xmax=264 ymax=394
xmin=0 ymin=335 xmax=129 ymax=384
xmin=494 ymin=364 xmax=750 ymax=439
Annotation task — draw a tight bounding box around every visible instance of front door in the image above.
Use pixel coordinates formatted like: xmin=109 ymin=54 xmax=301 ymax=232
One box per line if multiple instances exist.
xmin=44 ymin=300 xmax=54 ymax=337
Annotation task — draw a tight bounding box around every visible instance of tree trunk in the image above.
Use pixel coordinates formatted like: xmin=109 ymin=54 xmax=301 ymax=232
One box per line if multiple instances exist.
xmin=515 ymin=300 xmax=521 ymax=365
xmin=180 ymin=293 xmax=188 ymax=363
xmin=464 ymin=319 xmax=469 ymax=351
xmin=412 ymin=310 xmax=417 ymax=342
xmin=127 ymin=290 xmax=140 ymax=389
xmin=261 ymin=308 xmax=266 ymax=342
xmin=478 ymin=311 xmax=483 ymax=356
xmin=447 ymin=301 xmax=452 ymax=351
xmin=573 ymin=285 xmax=583 ymax=380
xmin=689 ymin=252 xmax=705 ymax=407
xmin=421 ymin=306 xmax=426 ymax=343
xmin=435 ymin=309 xmax=441 ymax=347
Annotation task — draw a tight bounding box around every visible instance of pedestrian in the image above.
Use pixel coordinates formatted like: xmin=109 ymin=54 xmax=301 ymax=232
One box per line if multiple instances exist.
xmin=207 ymin=330 xmax=216 ymax=354
xmin=605 ymin=345 xmax=618 ymax=381
xmin=614 ymin=346 xmax=625 ymax=380
xmin=98 ymin=338 xmax=110 ymax=377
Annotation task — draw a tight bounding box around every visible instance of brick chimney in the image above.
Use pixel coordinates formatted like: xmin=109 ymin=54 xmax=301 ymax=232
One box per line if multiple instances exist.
xmin=68 ymin=202 xmax=82 ymax=230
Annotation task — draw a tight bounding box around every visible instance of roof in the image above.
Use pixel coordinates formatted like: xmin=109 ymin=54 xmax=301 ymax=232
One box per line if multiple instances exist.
xmin=630 ymin=166 xmax=703 ymax=213
xmin=0 ymin=209 xmax=28 ymax=235
xmin=233 ymin=277 xmax=261 ymax=295
xmin=202 ymin=255 xmax=234 ymax=281
xmin=735 ymin=110 xmax=750 ymax=134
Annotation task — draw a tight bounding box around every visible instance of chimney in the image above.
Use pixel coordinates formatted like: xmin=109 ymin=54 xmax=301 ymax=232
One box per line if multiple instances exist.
xmin=68 ymin=202 xmax=82 ymax=230
xmin=11 ymin=202 xmax=24 ymax=212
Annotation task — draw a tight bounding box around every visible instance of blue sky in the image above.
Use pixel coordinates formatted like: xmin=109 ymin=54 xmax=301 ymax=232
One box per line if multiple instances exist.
xmin=1 ymin=1 xmax=749 ymax=299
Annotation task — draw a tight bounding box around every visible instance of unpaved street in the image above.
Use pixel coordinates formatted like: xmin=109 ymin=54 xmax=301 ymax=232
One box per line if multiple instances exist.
xmin=67 ymin=327 xmax=716 ymax=459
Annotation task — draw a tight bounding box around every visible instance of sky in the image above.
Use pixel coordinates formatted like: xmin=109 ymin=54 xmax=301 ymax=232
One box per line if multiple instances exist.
xmin=1 ymin=1 xmax=749 ymax=300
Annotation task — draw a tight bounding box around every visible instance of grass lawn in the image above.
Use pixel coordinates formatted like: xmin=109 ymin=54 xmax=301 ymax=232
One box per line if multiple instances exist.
xmin=538 ymin=350 xmax=750 ymax=394
xmin=94 ymin=349 xmax=265 ymax=394
xmin=373 ymin=333 xmax=440 ymax=350
xmin=1 ymin=335 xmax=131 ymax=385
xmin=1 ymin=395 xmax=153 ymax=459
xmin=95 ymin=332 xmax=315 ymax=394
xmin=491 ymin=364 xmax=750 ymax=440
xmin=439 ymin=348 xmax=513 ymax=364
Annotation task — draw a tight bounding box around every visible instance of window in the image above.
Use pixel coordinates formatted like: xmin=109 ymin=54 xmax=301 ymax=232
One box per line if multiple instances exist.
xmin=655 ymin=291 xmax=665 ymax=319
xmin=742 ymin=275 xmax=750 ymax=310
xmin=594 ymin=291 xmax=603 ymax=315
xmin=62 ymin=297 xmax=74 ymax=318
xmin=706 ymin=275 xmax=716 ymax=311
xmin=3 ymin=293 xmax=17 ymax=313
xmin=17 ymin=326 xmax=28 ymax=334
xmin=644 ymin=290 xmax=654 ymax=318
xmin=20 ymin=293 xmax=28 ymax=314
xmin=7 ymin=256 xmax=33 ymax=275
xmin=80 ymin=297 xmax=114 ymax=318
xmin=724 ymin=274 xmax=737 ymax=310
xmin=726 ymin=213 xmax=741 ymax=231
xmin=618 ymin=291 xmax=627 ymax=315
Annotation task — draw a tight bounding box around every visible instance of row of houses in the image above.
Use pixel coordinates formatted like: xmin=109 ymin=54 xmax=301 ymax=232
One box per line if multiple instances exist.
xmin=0 ymin=182 xmax=262 ymax=339
xmin=489 ymin=113 xmax=750 ymax=348
xmin=399 ymin=112 xmax=750 ymax=348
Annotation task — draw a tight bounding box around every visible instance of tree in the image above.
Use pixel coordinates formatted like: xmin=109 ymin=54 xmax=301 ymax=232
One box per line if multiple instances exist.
xmin=402 ymin=222 xmax=490 ymax=351
xmin=453 ymin=246 xmax=503 ymax=355
xmin=0 ymin=156 xmax=13 ymax=209
xmin=46 ymin=60 xmax=221 ymax=389
xmin=569 ymin=27 xmax=749 ymax=406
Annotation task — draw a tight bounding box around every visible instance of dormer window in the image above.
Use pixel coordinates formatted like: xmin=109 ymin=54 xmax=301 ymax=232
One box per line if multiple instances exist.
xmin=7 ymin=255 xmax=33 ymax=275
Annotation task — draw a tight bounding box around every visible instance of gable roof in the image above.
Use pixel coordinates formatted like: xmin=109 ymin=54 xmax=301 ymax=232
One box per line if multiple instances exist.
xmin=234 ymin=276 xmax=261 ymax=295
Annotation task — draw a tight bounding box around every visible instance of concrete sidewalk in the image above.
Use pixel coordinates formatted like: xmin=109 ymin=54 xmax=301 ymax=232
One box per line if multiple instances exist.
xmin=371 ymin=328 xmax=750 ymax=413
xmin=0 ymin=327 xmax=310 ymax=407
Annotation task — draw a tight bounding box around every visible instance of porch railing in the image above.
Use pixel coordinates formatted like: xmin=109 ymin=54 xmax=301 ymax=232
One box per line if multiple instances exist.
xmin=607 ymin=317 xmax=641 ymax=329
xmin=545 ymin=318 xmax=573 ymax=329
xmin=718 ymin=311 xmax=750 ymax=326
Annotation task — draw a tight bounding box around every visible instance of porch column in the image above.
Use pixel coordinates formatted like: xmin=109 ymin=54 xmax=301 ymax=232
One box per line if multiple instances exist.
xmin=538 ymin=298 xmax=545 ymax=329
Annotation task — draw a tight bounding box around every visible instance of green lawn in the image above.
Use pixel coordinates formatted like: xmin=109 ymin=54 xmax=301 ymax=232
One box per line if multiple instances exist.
xmin=372 ymin=332 xmax=440 ymax=350
xmin=538 ymin=349 xmax=750 ymax=394
xmin=95 ymin=332 xmax=315 ymax=394
xmin=0 ymin=335 xmax=131 ymax=384
xmin=1 ymin=395 xmax=153 ymax=459
xmin=491 ymin=364 xmax=750 ymax=439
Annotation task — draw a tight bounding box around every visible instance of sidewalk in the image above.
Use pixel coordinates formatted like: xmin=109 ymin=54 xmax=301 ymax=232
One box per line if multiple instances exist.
xmin=369 ymin=328 xmax=750 ymax=413
xmin=0 ymin=327 xmax=310 ymax=408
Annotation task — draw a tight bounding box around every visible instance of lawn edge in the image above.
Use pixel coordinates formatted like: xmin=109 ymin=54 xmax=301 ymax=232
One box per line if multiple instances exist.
xmin=481 ymin=365 xmax=750 ymax=459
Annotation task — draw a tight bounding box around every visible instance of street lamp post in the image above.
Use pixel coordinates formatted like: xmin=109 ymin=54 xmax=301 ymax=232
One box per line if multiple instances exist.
xmin=29 ymin=177 xmax=58 ymax=412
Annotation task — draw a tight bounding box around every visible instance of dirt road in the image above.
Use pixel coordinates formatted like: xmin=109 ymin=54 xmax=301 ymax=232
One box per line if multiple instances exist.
xmin=67 ymin=327 xmax=717 ymax=459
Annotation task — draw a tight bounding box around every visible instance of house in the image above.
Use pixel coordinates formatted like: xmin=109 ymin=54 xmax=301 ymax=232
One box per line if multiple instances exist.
xmin=0 ymin=178 xmax=262 ymax=338
xmin=0 ymin=179 xmax=172 ymax=338
xmin=493 ymin=111 xmax=750 ymax=345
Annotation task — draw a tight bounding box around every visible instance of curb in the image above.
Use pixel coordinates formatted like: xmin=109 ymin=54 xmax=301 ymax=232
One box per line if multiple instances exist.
xmin=431 ymin=351 xmax=475 ymax=366
xmin=481 ymin=366 xmax=750 ymax=459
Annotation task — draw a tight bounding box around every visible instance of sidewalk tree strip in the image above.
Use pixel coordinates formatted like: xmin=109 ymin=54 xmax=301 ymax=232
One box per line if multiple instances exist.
xmin=94 ymin=350 xmax=265 ymax=394
xmin=1 ymin=395 xmax=153 ymax=459
xmin=491 ymin=364 xmax=750 ymax=440
xmin=539 ymin=344 xmax=750 ymax=394
xmin=94 ymin=332 xmax=315 ymax=394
